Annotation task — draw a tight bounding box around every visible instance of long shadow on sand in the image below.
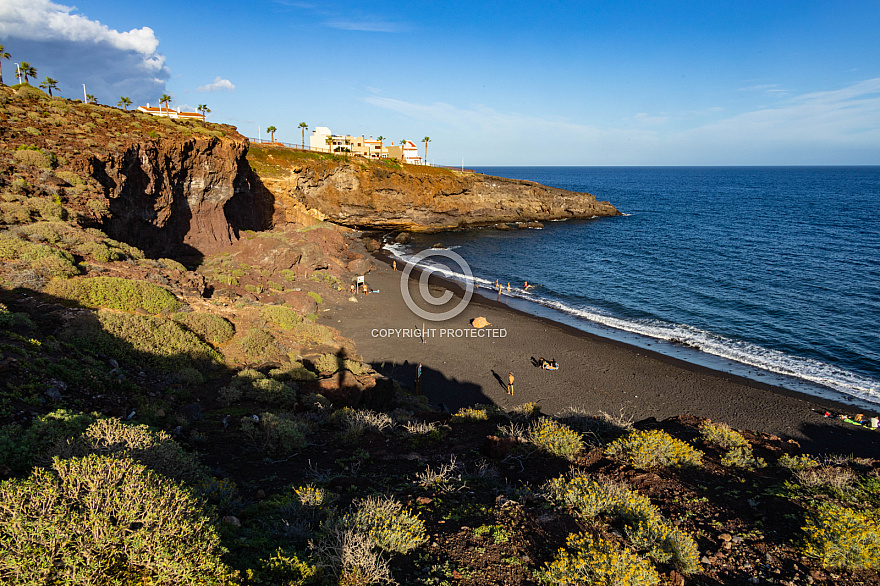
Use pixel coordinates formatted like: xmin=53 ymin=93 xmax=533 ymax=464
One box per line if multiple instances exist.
xmin=370 ymin=361 xmax=491 ymax=414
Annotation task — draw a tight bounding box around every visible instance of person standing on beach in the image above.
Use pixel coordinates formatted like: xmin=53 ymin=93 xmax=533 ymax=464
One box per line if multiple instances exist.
xmin=507 ymin=372 xmax=515 ymax=395
xmin=393 ymin=260 xmax=397 ymax=271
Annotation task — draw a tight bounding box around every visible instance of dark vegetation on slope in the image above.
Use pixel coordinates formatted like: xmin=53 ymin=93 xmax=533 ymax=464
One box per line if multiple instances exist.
xmin=1 ymin=84 xmax=879 ymax=585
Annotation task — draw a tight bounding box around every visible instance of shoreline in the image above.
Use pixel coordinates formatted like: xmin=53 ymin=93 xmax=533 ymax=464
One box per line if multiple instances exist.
xmin=321 ymin=243 xmax=880 ymax=457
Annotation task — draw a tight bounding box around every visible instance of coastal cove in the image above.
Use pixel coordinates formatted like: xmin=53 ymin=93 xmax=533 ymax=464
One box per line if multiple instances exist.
xmin=323 ymin=248 xmax=880 ymax=459
xmin=389 ymin=166 xmax=880 ymax=409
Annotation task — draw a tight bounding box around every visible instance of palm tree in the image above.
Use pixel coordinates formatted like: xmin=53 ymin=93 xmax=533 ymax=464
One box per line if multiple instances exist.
xmin=298 ymin=122 xmax=308 ymax=149
xmin=118 ymin=97 xmax=132 ymax=110
xmin=39 ymin=77 xmax=58 ymax=97
xmin=159 ymin=93 xmax=172 ymax=115
xmin=325 ymin=135 xmax=334 ymax=153
xmin=86 ymin=94 xmax=96 ymax=104
xmin=197 ymin=104 xmax=211 ymax=119
xmin=19 ymin=61 xmax=36 ymax=84
xmin=0 ymin=45 xmax=10 ymax=86
xmin=376 ymin=136 xmax=385 ymax=159
xmin=422 ymin=136 xmax=431 ymax=165
xmin=267 ymin=125 xmax=277 ymax=143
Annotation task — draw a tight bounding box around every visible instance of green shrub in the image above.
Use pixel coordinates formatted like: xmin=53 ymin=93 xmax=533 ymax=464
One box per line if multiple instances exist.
xmin=1 ymin=202 xmax=30 ymax=224
xmin=528 ymin=417 xmax=583 ymax=459
xmin=778 ymin=453 xmax=820 ymax=470
xmin=0 ymin=234 xmax=79 ymax=278
xmin=261 ymin=304 xmax=302 ymax=329
xmin=46 ymin=276 xmax=180 ymax=313
xmin=802 ymin=503 xmax=880 ymax=570
xmin=241 ymin=412 xmax=307 ymax=456
xmin=55 ymin=170 xmax=84 ymax=186
xmin=238 ymin=328 xmax=278 ymax=361
xmin=0 ymin=409 xmax=96 ymax=475
xmin=699 ymin=421 xmax=749 ymax=450
xmin=52 ymin=418 xmax=209 ymax=484
xmin=451 ymin=406 xmax=489 ymax=422
xmin=0 ymin=454 xmax=235 ymax=585
xmin=59 ymin=309 xmax=221 ymax=372
xmin=545 ymin=473 xmax=701 ymax=573
xmin=23 ymin=126 xmax=41 ymax=136
xmin=347 ymin=495 xmax=426 ymax=554
xmin=248 ymin=548 xmax=321 ymax=585
xmin=538 ymin=532 xmax=660 ymax=586
xmin=269 ymin=361 xmax=318 ymax=382
xmin=173 ymin=312 xmax=235 ymax=345
xmin=720 ymin=445 xmax=767 ymax=469
xmin=248 ymin=377 xmax=297 ymax=406
xmin=310 ymin=352 xmax=369 ymax=375
xmin=75 ymin=240 xmax=124 ymax=262
xmin=606 ymin=430 xmax=702 ymax=470
xmin=12 ymin=149 xmax=54 ymax=169
xmin=307 ymin=291 xmax=323 ymax=305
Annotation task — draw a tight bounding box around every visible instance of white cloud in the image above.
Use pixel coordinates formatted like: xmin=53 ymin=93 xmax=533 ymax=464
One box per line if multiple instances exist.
xmin=197 ymin=77 xmax=235 ymax=93
xmin=0 ymin=0 xmax=168 ymax=103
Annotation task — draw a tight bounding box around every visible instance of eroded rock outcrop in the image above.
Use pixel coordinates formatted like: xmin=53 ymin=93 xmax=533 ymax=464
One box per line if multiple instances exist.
xmin=255 ymin=153 xmax=620 ymax=232
xmin=85 ymin=135 xmax=272 ymax=258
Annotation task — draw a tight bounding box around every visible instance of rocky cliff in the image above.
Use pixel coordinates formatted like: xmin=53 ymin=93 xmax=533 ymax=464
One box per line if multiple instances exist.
xmin=248 ymin=147 xmax=620 ymax=232
xmin=0 ymin=85 xmax=273 ymax=260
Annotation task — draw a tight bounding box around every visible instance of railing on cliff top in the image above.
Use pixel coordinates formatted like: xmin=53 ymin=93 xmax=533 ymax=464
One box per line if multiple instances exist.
xmin=247 ymin=138 xmax=477 ymax=174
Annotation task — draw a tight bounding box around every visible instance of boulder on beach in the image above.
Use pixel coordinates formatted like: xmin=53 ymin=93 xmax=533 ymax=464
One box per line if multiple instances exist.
xmin=471 ymin=316 xmax=491 ymax=328
xmin=395 ymin=232 xmax=412 ymax=244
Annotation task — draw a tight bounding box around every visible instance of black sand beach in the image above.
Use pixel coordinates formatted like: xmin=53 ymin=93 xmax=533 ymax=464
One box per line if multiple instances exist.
xmin=321 ymin=248 xmax=880 ymax=458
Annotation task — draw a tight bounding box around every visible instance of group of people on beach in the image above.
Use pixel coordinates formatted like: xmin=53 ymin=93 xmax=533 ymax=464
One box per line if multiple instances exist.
xmin=538 ymin=357 xmax=559 ymax=370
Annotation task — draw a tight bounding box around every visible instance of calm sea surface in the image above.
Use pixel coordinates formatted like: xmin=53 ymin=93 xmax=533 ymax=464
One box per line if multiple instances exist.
xmin=386 ymin=167 xmax=880 ymax=408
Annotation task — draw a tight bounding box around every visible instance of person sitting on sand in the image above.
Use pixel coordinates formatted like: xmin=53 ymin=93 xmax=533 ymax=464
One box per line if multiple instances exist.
xmin=549 ymin=359 xmax=558 ymax=370
xmin=538 ymin=357 xmax=549 ymax=369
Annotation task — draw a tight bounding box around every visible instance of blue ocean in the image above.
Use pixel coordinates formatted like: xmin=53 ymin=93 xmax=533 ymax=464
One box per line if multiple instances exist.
xmin=386 ymin=167 xmax=880 ymax=408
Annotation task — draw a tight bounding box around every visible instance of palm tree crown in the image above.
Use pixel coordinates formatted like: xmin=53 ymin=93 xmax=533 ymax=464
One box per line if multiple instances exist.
xmin=39 ymin=77 xmax=58 ymax=97
xmin=118 ymin=97 xmax=132 ymax=110
xmin=19 ymin=61 xmax=36 ymax=84
xmin=267 ymin=125 xmax=277 ymax=143
xmin=197 ymin=104 xmax=211 ymax=119
xmin=159 ymin=94 xmax=172 ymax=113
xmin=0 ymin=45 xmax=10 ymax=86
xmin=422 ymin=136 xmax=431 ymax=165
xmin=298 ymin=122 xmax=308 ymax=149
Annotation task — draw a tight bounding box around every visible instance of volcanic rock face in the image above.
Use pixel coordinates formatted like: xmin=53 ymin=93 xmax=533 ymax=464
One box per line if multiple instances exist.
xmin=259 ymin=158 xmax=620 ymax=232
xmin=87 ymin=136 xmax=271 ymax=258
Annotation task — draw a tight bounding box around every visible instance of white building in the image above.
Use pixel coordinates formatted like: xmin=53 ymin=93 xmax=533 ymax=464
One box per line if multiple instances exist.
xmin=137 ymin=104 xmax=205 ymax=121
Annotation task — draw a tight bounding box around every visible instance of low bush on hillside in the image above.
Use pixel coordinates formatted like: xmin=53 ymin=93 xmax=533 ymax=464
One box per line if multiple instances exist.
xmin=802 ymin=503 xmax=880 ymax=570
xmin=528 ymin=417 xmax=583 ymax=460
xmin=59 ymin=309 xmax=221 ymax=373
xmin=46 ymin=276 xmax=180 ymax=313
xmin=241 ymin=412 xmax=308 ymax=456
xmin=546 ymin=473 xmax=700 ymax=573
xmin=238 ymin=328 xmax=278 ymax=362
xmin=261 ymin=304 xmax=302 ymax=330
xmin=52 ymin=418 xmax=209 ymax=484
xmin=173 ymin=312 xmax=235 ymax=346
xmin=538 ymin=532 xmax=660 ymax=586
xmin=0 ymin=409 xmax=96 ymax=475
xmin=606 ymin=429 xmax=703 ymax=470
xmin=0 ymin=233 xmax=79 ymax=279
xmin=0 ymin=454 xmax=235 ymax=585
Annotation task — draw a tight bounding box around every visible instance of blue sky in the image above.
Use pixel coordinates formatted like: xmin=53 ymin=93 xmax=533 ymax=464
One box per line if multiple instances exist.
xmin=2 ymin=0 xmax=879 ymax=165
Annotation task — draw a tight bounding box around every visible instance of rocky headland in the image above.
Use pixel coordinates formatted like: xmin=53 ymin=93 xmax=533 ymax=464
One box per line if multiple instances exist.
xmin=248 ymin=145 xmax=621 ymax=232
